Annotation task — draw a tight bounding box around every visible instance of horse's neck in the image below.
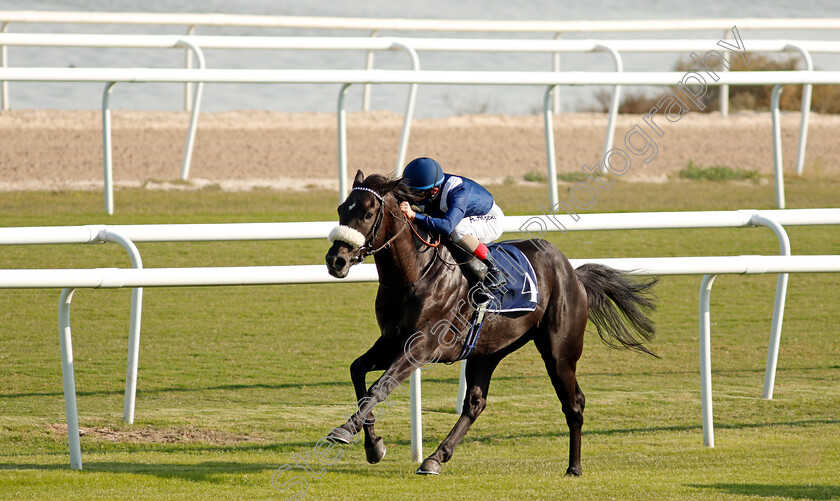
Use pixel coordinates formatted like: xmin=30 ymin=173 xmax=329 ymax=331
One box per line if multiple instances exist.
xmin=372 ymin=211 xmax=436 ymax=287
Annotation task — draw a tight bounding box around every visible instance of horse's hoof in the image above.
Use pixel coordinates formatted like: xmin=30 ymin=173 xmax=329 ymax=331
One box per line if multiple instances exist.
xmin=565 ymin=466 xmax=582 ymax=477
xmin=415 ymin=458 xmax=441 ymax=475
xmin=326 ymin=426 xmax=354 ymax=445
xmin=365 ymin=437 xmax=386 ymax=464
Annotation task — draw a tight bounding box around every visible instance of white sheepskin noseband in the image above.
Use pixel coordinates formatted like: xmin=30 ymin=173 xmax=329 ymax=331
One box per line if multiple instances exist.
xmin=328 ymin=225 xmax=366 ymax=248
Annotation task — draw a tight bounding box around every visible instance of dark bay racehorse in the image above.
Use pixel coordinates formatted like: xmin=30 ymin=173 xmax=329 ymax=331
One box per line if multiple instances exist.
xmin=325 ymin=170 xmax=657 ymax=476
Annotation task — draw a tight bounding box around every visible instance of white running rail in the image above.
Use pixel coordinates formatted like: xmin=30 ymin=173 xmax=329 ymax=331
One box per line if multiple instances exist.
xmin=2 ymin=35 xmax=839 ymax=184
xmin=2 ymin=208 xmax=839 ymax=468
xmin=2 ymin=11 xmax=840 ymax=110
xmin=0 ymin=34 xmax=422 ymax=184
xmin=1 ymin=254 xmax=839 ymax=470
xmin=3 ymin=12 xmax=840 ymax=31
xmin=2 ymin=66 xmax=839 ymax=213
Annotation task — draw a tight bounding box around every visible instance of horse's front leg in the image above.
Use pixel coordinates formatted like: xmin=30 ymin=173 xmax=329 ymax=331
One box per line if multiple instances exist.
xmin=327 ymin=336 xmax=399 ymax=463
xmin=327 ymin=347 xmax=420 ymax=460
xmin=351 ymin=354 xmax=390 ymax=463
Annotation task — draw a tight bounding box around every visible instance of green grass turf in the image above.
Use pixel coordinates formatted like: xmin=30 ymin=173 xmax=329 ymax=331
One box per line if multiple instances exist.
xmin=0 ymin=176 xmax=838 ymax=500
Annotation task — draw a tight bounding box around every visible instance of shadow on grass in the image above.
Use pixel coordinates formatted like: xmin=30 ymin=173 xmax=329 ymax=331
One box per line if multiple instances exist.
xmin=0 ymin=460 xmax=277 ymax=483
xmin=0 ymin=444 xmax=413 ymax=482
xmin=234 ymin=417 xmax=840 ymax=450
xmin=0 ymin=458 xmax=431 ymax=484
xmin=390 ymin=364 xmax=832 ymax=386
xmin=3 ymin=365 xmax=835 ymax=399
xmin=425 ymin=417 xmax=840 ymax=445
xmin=0 ymin=380 xmax=352 ymax=399
xmin=689 ymin=483 xmax=840 ymax=500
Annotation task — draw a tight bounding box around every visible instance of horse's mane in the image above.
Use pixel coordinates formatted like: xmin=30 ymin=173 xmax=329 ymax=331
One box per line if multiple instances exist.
xmin=358 ymin=173 xmax=450 ymax=261
xmin=358 ymin=174 xmax=421 ymax=204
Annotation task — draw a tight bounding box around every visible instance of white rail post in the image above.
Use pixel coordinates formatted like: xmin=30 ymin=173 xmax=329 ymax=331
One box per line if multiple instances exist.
xmin=552 ymin=32 xmax=562 ymax=115
xmin=175 ymin=39 xmax=206 ymax=181
xmin=699 ymin=274 xmax=717 ymax=448
xmin=184 ymin=25 xmax=195 ymax=112
xmin=337 ymin=83 xmax=352 ymax=203
xmin=409 ymin=368 xmax=423 ymax=463
xmin=362 ymin=29 xmax=378 ymax=112
xmin=102 ymin=81 xmax=117 ymax=215
xmin=1 ymin=22 xmax=8 ymax=111
xmin=543 ymin=84 xmax=560 ymax=207
xmin=784 ymin=43 xmax=814 ymax=176
xmin=455 ymin=360 xmax=467 ymax=415
xmin=100 ymin=230 xmax=145 ymax=424
xmin=720 ymin=29 xmax=730 ymax=118
xmin=390 ymin=41 xmax=420 ymax=176
xmin=753 ymin=215 xmax=791 ymax=400
xmin=595 ymin=44 xmax=623 ymax=174
xmin=770 ymin=84 xmax=786 ymax=209
xmin=58 ymin=288 xmax=83 ymax=470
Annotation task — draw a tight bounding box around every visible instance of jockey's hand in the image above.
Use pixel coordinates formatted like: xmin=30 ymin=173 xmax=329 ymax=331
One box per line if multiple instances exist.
xmin=399 ymin=201 xmax=416 ymax=221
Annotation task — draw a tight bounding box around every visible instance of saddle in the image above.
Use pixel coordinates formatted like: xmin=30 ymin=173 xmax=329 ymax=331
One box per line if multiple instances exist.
xmin=457 ymin=242 xmax=539 ymax=360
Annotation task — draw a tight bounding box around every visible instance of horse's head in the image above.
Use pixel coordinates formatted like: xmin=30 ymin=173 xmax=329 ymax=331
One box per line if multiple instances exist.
xmin=326 ymin=170 xmax=409 ymax=278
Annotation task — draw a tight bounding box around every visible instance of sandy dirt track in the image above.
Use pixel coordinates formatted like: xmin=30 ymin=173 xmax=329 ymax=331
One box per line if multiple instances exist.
xmin=1 ymin=109 xmax=838 ymax=191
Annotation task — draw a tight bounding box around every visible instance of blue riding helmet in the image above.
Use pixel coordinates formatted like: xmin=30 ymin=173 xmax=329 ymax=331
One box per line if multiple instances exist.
xmin=403 ymin=157 xmax=445 ymax=190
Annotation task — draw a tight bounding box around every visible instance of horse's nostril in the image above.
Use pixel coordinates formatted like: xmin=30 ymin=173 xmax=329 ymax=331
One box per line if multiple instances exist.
xmin=326 ymin=253 xmax=346 ymax=270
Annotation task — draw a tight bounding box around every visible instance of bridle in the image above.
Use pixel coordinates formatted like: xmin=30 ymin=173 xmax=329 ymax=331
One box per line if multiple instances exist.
xmin=349 ymin=187 xmax=408 ymax=263
xmin=331 ymin=185 xmax=452 ymax=287
xmin=332 ymin=185 xmax=461 ymax=288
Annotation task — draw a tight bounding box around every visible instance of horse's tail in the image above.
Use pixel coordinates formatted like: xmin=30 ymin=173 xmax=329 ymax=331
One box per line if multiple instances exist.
xmin=575 ymin=263 xmax=659 ymax=357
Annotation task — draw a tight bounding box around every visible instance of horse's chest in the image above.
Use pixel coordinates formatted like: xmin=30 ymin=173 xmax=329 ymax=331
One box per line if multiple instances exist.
xmin=375 ymin=290 xmax=424 ymax=338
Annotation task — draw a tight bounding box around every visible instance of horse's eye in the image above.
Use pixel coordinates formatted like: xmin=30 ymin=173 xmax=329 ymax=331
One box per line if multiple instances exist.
xmin=365 ymin=212 xmax=374 ymax=220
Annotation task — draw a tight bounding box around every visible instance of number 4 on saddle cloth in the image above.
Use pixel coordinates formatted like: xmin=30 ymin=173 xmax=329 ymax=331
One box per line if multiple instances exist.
xmin=458 ymin=242 xmax=539 ymax=360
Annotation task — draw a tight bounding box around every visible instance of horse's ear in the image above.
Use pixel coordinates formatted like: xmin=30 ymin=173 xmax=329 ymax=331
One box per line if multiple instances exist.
xmin=353 ymin=170 xmax=365 ymax=187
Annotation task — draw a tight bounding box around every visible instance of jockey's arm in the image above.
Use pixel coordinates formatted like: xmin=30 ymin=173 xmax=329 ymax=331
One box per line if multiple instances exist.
xmin=414 ymin=190 xmax=467 ymax=236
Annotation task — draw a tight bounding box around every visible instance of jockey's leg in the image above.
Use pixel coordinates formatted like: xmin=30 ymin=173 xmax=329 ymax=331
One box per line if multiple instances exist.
xmin=448 ymin=204 xmax=507 ymax=292
xmin=442 ymin=237 xmax=490 ymax=305
xmin=451 ymin=234 xmax=507 ymax=291
xmin=446 ymin=234 xmax=507 ymax=304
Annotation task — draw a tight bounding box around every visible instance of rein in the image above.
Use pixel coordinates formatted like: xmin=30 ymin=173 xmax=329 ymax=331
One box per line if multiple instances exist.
xmin=376 ymin=244 xmax=439 ymax=290
xmin=350 ymin=186 xmax=444 ymax=288
xmin=358 ymin=223 xmax=407 ymax=259
xmin=353 ymin=186 xmax=441 ymax=259
xmin=406 ymin=218 xmax=442 ymax=248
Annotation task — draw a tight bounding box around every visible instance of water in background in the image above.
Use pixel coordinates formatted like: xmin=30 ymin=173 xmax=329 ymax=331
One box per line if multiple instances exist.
xmin=1 ymin=0 xmax=839 ymax=116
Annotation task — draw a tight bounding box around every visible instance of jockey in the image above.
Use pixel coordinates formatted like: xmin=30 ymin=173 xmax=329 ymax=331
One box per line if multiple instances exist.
xmin=398 ymin=156 xmax=507 ymax=297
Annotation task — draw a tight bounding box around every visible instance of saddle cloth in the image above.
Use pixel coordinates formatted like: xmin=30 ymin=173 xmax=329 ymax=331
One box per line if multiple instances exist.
xmin=484 ymin=242 xmax=539 ymax=313
xmin=456 ymin=242 xmax=539 ymax=360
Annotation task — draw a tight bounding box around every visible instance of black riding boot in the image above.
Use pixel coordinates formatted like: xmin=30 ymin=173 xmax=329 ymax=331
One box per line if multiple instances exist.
xmin=444 ymin=240 xmax=492 ymax=304
xmin=481 ymin=253 xmax=507 ymax=291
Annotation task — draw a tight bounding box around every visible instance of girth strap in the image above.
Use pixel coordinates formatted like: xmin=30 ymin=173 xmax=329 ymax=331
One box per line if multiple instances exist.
xmin=457 ymin=302 xmax=488 ymax=360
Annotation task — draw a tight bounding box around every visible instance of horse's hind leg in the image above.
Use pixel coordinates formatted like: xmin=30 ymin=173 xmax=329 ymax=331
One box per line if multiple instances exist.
xmin=534 ymin=327 xmax=586 ymax=476
xmin=416 ymin=355 xmax=502 ymax=475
